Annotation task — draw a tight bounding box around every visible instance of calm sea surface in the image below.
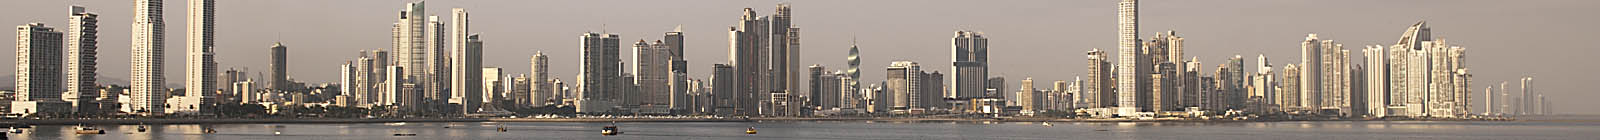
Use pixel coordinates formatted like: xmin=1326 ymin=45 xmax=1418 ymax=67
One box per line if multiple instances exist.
xmin=5 ymin=120 xmax=1598 ymax=140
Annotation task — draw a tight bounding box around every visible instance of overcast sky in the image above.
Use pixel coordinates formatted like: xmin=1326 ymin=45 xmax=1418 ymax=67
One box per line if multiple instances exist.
xmin=3 ymin=0 xmax=1596 ymax=114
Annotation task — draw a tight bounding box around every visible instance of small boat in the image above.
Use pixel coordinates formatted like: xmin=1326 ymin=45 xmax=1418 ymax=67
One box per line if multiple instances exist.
xmin=601 ymin=122 xmax=622 ymax=136
xmin=8 ymin=127 xmax=22 ymax=133
xmin=745 ymin=127 xmax=757 ymax=134
xmin=136 ymin=125 xmax=147 ymax=132
xmin=74 ymin=126 xmax=105 ymax=134
xmin=1094 ymin=129 xmax=1110 ymax=131
xmin=202 ymin=128 xmax=218 ymax=134
xmin=1042 ymin=122 xmax=1053 ymax=126
xmin=273 ymin=131 xmax=281 ymax=135
xmin=393 ymin=133 xmax=417 ymax=136
xmin=496 ymin=125 xmax=508 ymax=132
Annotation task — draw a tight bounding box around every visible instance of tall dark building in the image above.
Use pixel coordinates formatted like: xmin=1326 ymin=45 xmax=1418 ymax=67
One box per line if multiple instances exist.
xmin=269 ymin=42 xmax=289 ymax=91
xmin=711 ymin=64 xmax=736 ymax=116
xmin=577 ymin=32 xmax=621 ymax=113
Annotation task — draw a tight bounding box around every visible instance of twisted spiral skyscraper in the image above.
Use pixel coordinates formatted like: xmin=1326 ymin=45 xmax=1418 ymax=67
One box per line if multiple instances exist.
xmin=847 ymin=40 xmax=860 ymax=90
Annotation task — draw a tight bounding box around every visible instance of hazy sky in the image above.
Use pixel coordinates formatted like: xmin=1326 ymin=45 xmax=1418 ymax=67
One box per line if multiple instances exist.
xmin=3 ymin=0 xmax=1596 ymax=114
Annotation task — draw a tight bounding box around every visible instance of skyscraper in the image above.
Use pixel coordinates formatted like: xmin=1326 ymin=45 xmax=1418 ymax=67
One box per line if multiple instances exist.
xmin=634 ymin=40 xmax=671 ymax=107
xmin=664 ymin=26 xmax=690 ymax=112
xmin=835 ymin=71 xmax=857 ymax=109
xmin=269 ymin=43 xmax=288 ymax=91
xmin=1521 ymin=77 xmax=1533 ymax=115
xmin=1499 ymin=81 xmax=1508 ymax=115
xmin=178 ymin=0 xmax=218 ymax=114
xmin=1483 ymin=86 xmax=1493 ymax=115
xmin=847 ymin=39 xmax=861 ymax=94
xmin=1085 ymin=49 xmax=1113 ymax=108
xmin=919 ymin=71 xmax=944 ymax=110
xmin=1363 ymin=45 xmax=1389 ymax=117
xmin=711 ymin=64 xmax=736 ymax=115
xmin=340 ymin=62 xmax=356 ymax=106
xmin=426 ymin=15 xmax=449 ymax=103
xmin=769 ymin=4 xmax=800 ymax=101
xmin=1018 ymin=77 xmax=1036 ymax=112
xmin=531 ymin=51 xmax=550 ymax=107
xmin=952 ymin=31 xmax=989 ymax=99
xmin=392 ymin=2 xmax=428 ymax=109
xmin=66 ymin=6 xmax=100 ymax=114
xmin=511 ymin=75 xmax=530 ymax=107
xmin=728 ymin=8 xmax=766 ymax=116
xmin=886 ymin=61 xmax=920 ymax=114
xmin=1223 ymin=56 xmax=1246 ymax=110
xmin=1251 ymin=54 xmax=1273 ymax=107
xmin=13 ymin=23 xmax=67 ymax=114
xmin=1299 ymin=34 xmax=1323 ymax=111
xmin=454 ymin=33 xmax=483 ymax=114
xmin=1280 ymin=64 xmax=1301 ymax=110
xmin=131 ymin=0 xmax=167 ymax=116
xmin=578 ymin=32 xmax=621 ymax=113
xmin=1116 ymin=0 xmax=1146 ymax=112
xmin=808 ymin=65 xmax=826 ymax=108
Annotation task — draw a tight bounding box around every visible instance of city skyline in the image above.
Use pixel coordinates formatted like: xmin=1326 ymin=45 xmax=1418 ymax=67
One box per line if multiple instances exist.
xmin=1 ymin=0 xmax=1595 ymax=114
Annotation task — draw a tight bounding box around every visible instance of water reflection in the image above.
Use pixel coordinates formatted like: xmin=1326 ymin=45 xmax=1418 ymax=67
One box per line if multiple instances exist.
xmin=2 ymin=121 xmax=1594 ymax=140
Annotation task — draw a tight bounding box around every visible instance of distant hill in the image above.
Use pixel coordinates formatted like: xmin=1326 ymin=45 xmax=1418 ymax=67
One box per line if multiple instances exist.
xmin=0 ymin=74 xmax=136 ymax=90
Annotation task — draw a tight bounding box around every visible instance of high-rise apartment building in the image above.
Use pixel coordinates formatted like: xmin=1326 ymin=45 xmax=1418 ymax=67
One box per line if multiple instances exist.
xmin=130 ymin=0 xmax=168 ymax=115
xmin=13 ymin=23 xmax=67 ymax=114
xmin=66 ymin=6 xmax=101 ymax=114
xmin=1280 ymin=64 xmax=1301 ymax=110
xmin=1299 ymin=34 xmax=1323 ymax=111
xmin=1115 ymin=0 xmax=1144 ymax=112
xmin=178 ymin=0 xmax=218 ymax=114
xmin=578 ymin=32 xmax=621 ymax=113
xmin=1363 ymin=45 xmax=1390 ymax=117
xmin=454 ymin=33 xmax=483 ymax=114
xmin=1018 ymin=77 xmax=1036 ymax=112
xmin=531 ymin=51 xmax=550 ymax=107
xmin=1085 ymin=49 xmax=1113 ymax=108
xmin=634 ymin=40 xmax=672 ymax=107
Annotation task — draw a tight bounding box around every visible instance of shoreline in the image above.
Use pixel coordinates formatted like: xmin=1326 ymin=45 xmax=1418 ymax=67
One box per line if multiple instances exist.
xmin=0 ymin=117 xmax=1530 ymax=126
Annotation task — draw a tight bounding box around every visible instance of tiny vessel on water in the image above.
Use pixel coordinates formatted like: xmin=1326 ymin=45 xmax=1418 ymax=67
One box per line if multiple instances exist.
xmin=393 ymin=133 xmax=417 ymax=136
xmin=202 ymin=128 xmax=218 ymax=134
xmin=1042 ymin=122 xmax=1053 ymax=126
xmin=601 ymin=122 xmax=622 ymax=136
xmin=74 ymin=125 xmax=105 ymax=134
xmin=8 ymin=127 xmax=23 ymax=133
xmin=136 ymin=125 xmax=147 ymax=132
xmin=745 ymin=127 xmax=757 ymax=134
xmin=497 ymin=125 xmax=508 ymax=132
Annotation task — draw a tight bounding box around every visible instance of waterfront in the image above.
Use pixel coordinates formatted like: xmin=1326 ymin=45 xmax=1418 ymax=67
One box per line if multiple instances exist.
xmin=3 ymin=120 xmax=1597 ymax=140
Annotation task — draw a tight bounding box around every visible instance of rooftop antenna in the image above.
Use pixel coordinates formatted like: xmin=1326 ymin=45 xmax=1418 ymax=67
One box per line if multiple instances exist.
xmin=851 ymin=34 xmax=858 ymax=45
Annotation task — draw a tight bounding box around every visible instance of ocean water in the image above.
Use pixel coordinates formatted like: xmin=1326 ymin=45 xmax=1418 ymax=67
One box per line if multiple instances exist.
xmin=6 ymin=120 xmax=1598 ymax=140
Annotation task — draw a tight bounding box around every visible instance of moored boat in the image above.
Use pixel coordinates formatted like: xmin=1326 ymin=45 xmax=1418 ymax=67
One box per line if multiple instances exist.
xmin=74 ymin=126 xmax=105 ymax=134
xmin=746 ymin=127 xmax=757 ymax=134
xmin=601 ymin=122 xmax=622 ymax=136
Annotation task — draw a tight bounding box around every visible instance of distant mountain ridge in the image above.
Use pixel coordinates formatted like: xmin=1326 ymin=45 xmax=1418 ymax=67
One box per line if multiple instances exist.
xmin=0 ymin=74 xmax=141 ymax=91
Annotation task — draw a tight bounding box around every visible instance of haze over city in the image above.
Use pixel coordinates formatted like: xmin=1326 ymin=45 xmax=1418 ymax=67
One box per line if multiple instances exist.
xmin=2 ymin=0 xmax=1595 ymax=115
